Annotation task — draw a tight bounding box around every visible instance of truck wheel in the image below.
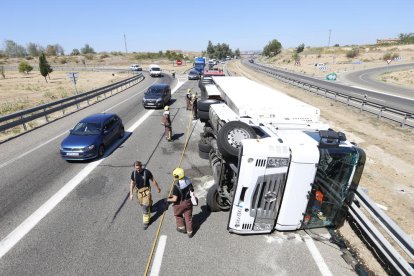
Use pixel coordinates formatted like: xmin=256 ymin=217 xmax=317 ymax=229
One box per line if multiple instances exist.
xmin=217 ymin=121 xmax=256 ymax=159
xmin=198 ymin=140 xmax=211 ymax=153
xmin=198 ymin=150 xmax=209 ymax=160
xmin=197 ymin=99 xmax=222 ymax=112
xmin=198 ymin=110 xmax=209 ymax=122
xmin=207 ymin=184 xmax=230 ymax=212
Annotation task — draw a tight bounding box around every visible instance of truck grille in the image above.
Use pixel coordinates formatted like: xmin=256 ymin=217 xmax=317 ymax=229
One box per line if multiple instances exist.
xmin=250 ymin=173 xmax=286 ymax=222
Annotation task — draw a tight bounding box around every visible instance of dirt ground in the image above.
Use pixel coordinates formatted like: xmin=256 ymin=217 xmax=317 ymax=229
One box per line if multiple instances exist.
xmin=226 ymin=60 xmax=414 ymax=275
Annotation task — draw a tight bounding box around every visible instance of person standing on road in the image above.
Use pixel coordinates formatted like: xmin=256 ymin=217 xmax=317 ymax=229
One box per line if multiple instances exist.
xmin=186 ymin=89 xmax=192 ymax=110
xmin=161 ymin=105 xmax=172 ymax=141
xmin=190 ymin=93 xmax=198 ymax=120
xmin=130 ymin=161 xmax=161 ymax=230
xmin=167 ymin=167 xmax=195 ymax=238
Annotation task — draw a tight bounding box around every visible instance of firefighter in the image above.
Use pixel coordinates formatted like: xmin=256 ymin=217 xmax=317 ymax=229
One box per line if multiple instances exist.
xmin=161 ymin=105 xmax=172 ymax=141
xmin=130 ymin=161 xmax=161 ymax=230
xmin=186 ymin=89 xmax=192 ymax=110
xmin=190 ymin=93 xmax=198 ymax=120
xmin=167 ymin=167 xmax=195 ymax=238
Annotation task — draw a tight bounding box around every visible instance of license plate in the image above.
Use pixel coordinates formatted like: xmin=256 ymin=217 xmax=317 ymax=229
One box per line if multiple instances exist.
xmin=147 ymin=103 xmax=155 ymax=105
xmin=67 ymin=152 xmax=79 ymax=156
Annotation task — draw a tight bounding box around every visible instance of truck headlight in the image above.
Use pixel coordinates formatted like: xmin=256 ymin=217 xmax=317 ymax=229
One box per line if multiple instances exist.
xmin=266 ymin=157 xmax=289 ymax=168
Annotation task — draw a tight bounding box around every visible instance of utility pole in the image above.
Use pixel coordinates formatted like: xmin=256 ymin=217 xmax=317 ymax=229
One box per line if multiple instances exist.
xmin=328 ymin=29 xmax=332 ymax=47
xmin=124 ymin=33 xmax=128 ymax=53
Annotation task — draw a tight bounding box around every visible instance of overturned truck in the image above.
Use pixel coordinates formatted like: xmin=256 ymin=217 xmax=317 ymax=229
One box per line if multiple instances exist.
xmin=197 ymin=76 xmax=366 ymax=234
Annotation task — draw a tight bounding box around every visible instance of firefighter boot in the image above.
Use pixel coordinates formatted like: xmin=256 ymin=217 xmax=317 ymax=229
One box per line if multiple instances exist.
xmin=143 ymin=207 xmax=150 ymax=230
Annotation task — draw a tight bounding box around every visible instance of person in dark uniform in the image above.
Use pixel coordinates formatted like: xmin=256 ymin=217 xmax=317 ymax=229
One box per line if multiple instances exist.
xmin=186 ymin=89 xmax=192 ymax=110
xmin=130 ymin=161 xmax=161 ymax=230
xmin=190 ymin=93 xmax=198 ymax=120
xmin=167 ymin=167 xmax=195 ymax=238
xmin=161 ymin=105 xmax=172 ymax=141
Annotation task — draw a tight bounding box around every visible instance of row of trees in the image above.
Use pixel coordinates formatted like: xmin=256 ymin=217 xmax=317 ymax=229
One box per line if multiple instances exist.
xmin=0 ymin=40 xmax=96 ymax=58
xmin=205 ymin=41 xmax=240 ymax=60
xmin=399 ymin=33 xmax=414 ymax=44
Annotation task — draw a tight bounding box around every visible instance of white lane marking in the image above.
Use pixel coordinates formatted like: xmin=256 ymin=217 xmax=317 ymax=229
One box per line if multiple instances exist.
xmin=0 ymin=132 xmax=67 ymax=169
xmin=149 ymin=235 xmax=167 ymax=276
xmin=352 ymin=85 xmax=414 ymax=101
xmin=304 ymin=235 xmax=333 ymax=276
xmin=0 ymin=80 xmax=187 ymax=259
xmin=0 ymin=158 xmax=102 ymax=259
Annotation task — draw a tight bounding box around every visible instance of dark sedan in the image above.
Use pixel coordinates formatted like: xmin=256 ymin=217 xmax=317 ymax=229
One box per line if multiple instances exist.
xmin=188 ymin=69 xmax=200 ymax=80
xmin=60 ymin=113 xmax=124 ymax=160
xmin=142 ymin=84 xmax=171 ymax=108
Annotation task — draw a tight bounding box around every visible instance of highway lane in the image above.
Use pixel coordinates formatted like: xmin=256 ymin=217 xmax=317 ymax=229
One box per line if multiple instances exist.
xmin=340 ymin=62 xmax=414 ymax=99
xmin=0 ymin=72 xmax=167 ymax=239
xmin=0 ymin=75 xmax=357 ymax=275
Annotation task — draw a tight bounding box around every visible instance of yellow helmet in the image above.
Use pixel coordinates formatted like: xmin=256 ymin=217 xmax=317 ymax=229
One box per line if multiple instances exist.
xmin=164 ymin=105 xmax=169 ymax=111
xmin=187 ymin=88 xmax=192 ymax=93
xmin=172 ymin=167 xmax=185 ymax=180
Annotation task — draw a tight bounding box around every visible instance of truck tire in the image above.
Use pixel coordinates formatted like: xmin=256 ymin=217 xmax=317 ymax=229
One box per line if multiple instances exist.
xmin=197 ymin=99 xmax=222 ymax=112
xmin=198 ymin=140 xmax=211 ymax=153
xmin=207 ymin=183 xmax=230 ymax=212
xmin=198 ymin=150 xmax=209 ymax=160
xmin=198 ymin=110 xmax=209 ymax=122
xmin=217 ymin=121 xmax=256 ymax=159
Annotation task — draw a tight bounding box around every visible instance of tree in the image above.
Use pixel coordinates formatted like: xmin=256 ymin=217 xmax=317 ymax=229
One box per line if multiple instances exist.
xmin=39 ymin=52 xmax=51 ymax=82
xmin=27 ymin=42 xmax=43 ymax=57
xmin=80 ymin=44 xmax=95 ymax=54
xmin=207 ymin=40 xmax=215 ymax=57
xmin=399 ymin=33 xmax=414 ymax=44
xmin=18 ymin=60 xmax=33 ymax=74
xmin=54 ymin=44 xmax=64 ymax=55
xmin=3 ymin=40 xmax=27 ymax=57
xmin=262 ymin=39 xmax=282 ymax=57
xmin=234 ymin=48 xmax=240 ymax=58
xmin=0 ymin=65 xmax=5 ymax=79
xmin=296 ymin=43 xmax=305 ymax=54
xmin=71 ymin=49 xmax=80 ymax=55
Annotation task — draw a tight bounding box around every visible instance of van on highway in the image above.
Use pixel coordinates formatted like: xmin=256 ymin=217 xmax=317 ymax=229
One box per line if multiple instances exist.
xmin=149 ymin=64 xmax=162 ymax=77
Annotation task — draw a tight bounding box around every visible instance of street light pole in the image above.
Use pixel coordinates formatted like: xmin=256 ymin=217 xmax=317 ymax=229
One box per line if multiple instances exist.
xmin=328 ymin=29 xmax=332 ymax=47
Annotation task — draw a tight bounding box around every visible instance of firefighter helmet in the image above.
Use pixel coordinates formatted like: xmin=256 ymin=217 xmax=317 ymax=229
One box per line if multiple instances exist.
xmin=173 ymin=167 xmax=185 ymax=180
xmin=164 ymin=105 xmax=169 ymax=111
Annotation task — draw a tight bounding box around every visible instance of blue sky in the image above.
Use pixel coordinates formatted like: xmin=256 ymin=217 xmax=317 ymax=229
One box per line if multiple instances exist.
xmin=1 ymin=0 xmax=413 ymax=53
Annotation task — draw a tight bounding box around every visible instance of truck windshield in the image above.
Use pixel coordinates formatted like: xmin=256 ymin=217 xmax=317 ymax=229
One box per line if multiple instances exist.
xmin=303 ymin=146 xmax=362 ymax=228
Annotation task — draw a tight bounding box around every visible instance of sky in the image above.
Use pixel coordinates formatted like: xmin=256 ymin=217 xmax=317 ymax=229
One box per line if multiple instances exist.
xmin=1 ymin=0 xmax=413 ymax=53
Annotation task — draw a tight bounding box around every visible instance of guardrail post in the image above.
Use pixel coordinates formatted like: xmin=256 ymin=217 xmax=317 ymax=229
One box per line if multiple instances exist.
xmin=347 ymin=96 xmax=350 ymax=106
xmin=21 ymin=115 xmax=27 ymax=131
xmin=377 ymin=107 xmax=383 ymax=119
xmin=401 ymin=114 xmax=408 ymax=127
xmin=44 ymin=108 xmax=49 ymax=122
xmin=61 ymin=103 xmax=65 ymax=115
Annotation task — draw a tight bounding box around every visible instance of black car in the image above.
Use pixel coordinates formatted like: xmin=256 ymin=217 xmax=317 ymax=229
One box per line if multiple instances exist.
xmin=188 ymin=70 xmax=199 ymax=80
xmin=142 ymin=84 xmax=171 ymax=108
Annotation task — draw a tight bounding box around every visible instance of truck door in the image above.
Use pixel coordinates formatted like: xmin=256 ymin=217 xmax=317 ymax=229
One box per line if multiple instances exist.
xmin=227 ymin=139 xmax=289 ymax=234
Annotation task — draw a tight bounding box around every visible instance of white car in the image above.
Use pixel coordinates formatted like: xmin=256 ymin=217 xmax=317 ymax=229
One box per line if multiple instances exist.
xmin=130 ymin=64 xmax=142 ymax=71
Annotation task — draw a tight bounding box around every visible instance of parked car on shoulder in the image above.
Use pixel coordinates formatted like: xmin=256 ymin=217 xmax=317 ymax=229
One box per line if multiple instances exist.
xmin=142 ymin=83 xmax=171 ymax=108
xmin=60 ymin=113 xmax=124 ymax=161
xmin=130 ymin=64 xmax=142 ymax=71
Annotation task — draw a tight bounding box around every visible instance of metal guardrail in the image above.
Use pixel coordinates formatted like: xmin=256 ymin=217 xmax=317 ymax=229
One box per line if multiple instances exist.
xmin=244 ymin=61 xmax=414 ymax=128
xmin=349 ymin=188 xmax=414 ymax=275
xmin=0 ymin=73 xmax=144 ymax=134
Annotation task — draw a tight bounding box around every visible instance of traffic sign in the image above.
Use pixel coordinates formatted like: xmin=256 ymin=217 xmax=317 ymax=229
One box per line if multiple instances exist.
xmin=386 ymin=59 xmax=392 ymax=64
xmin=326 ymin=72 xmax=337 ymax=81
xmin=67 ymin=72 xmax=79 ymax=85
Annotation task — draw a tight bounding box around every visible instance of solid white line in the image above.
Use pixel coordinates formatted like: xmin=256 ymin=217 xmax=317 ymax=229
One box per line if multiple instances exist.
xmin=304 ymin=235 xmax=333 ymax=276
xmin=351 ymin=85 xmax=414 ymax=101
xmin=149 ymin=235 xmax=167 ymax=276
xmin=0 ymin=158 xmax=102 ymax=259
xmin=0 ymin=79 xmax=187 ymax=259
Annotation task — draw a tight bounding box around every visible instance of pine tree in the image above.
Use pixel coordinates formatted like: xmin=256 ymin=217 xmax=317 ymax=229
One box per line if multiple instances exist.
xmin=39 ymin=52 xmax=50 ymax=82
